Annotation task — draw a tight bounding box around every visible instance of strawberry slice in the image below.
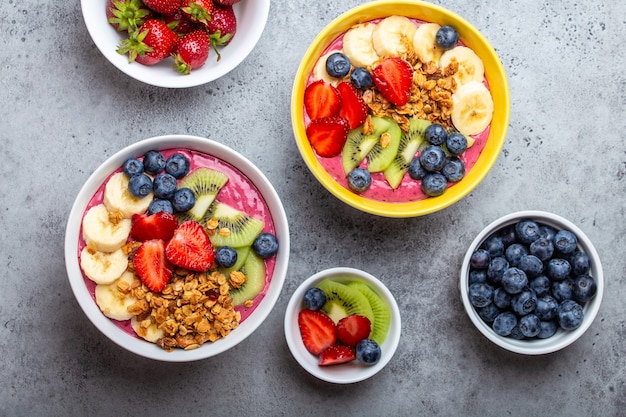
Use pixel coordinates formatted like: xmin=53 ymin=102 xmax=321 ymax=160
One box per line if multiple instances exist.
xmin=306 ymin=116 xmax=350 ymax=157
xmin=337 ymin=82 xmax=368 ymax=129
xmin=319 ymin=345 xmax=356 ymax=366
xmin=130 ymin=211 xmax=179 ymax=242
xmin=298 ymin=309 xmax=337 ymax=355
xmin=372 ymin=57 xmax=413 ymax=107
xmin=337 ymin=315 xmax=372 ymax=347
xmin=304 ymin=80 xmax=342 ymax=120
xmin=165 ymin=220 xmax=215 ymax=272
xmin=133 ymin=239 xmax=173 ymax=292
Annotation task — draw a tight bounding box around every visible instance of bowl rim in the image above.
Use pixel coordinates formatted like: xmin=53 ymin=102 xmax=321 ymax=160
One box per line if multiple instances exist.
xmin=459 ymin=210 xmax=604 ymax=355
xmin=64 ymin=134 xmax=290 ymax=362
xmin=81 ymin=0 xmax=271 ymax=88
xmin=290 ymin=0 xmax=510 ymax=217
xmin=284 ymin=267 xmax=402 ymax=384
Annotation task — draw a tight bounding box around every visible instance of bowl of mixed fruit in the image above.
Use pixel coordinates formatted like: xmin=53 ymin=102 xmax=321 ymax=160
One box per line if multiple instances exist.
xmin=460 ymin=211 xmax=604 ymax=355
xmin=82 ymin=0 xmax=270 ymax=87
xmin=65 ymin=135 xmax=289 ymax=361
xmin=291 ymin=0 xmax=510 ymax=217
xmin=284 ymin=268 xmax=401 ymax=384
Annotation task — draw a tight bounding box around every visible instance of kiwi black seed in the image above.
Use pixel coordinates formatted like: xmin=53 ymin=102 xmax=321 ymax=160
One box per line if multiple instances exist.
xmin=179 ymin=167 xmax=229 ymax=220
xmin=208 ymin=202 xmax=265 ymax=248
xmin=316 ymin=279 xmax=375 ymax=325
xmin=384 ymin=117 xmax=432 ymax=189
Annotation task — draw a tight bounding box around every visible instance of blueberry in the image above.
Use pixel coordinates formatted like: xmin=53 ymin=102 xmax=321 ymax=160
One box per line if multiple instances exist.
xmin=303 ymin=287 xmax=327 ymax=311
xmin=355 ymin=339 xmax=381 ymax=365
xmin=171 ymin=187 xmax=196 ymax=212
xmin=441 ymin=157 xmax=465 ymax=182
xmin=551 ymin=278 xmax=574 ymax=302
xmin=486 ymin=256 xmax=509 ymax=285
xmin=325 ymin=52 xmax=351 ymax=78
xmin=493 ymin=287 xmax=511 ymax=309
xmin=501 ymin=267 xmax=528 ymax=295
xmin=482 ymin=235 xmax=505 ymax=257
xmin=511 ymin=288 xmax=537 ymax=315
xmin=468 ymin=282 xmax=494 ymax=308
xmin=470 ymin=248 xmax=491 ymax=270
xmin=573 ymin=274 xmax=597 ymax=303
xmin=424 ymin=123 xmax=448 ymax=145
xmin=128 ymin=173 xmax=153 ymax=198
xmin=515 ymin=219 xmax=541 ymax=244
xmin=554 ymin=230 xmax=578 ymax=254
xmin=147 ymin=199 xmax=174 ymax=215
xmin=529 ymin=237 xmax=554 ymax=261
xmin=165 ymin=153 xmax=190 ymax=179
xmin=123 ymin=158 xmax=144 ymax=177
xmin=215 ymin=246 xmax=238 ymax=268
xmin=539 ymin=225 xmax=557 ymax=241
xmin=546 ymin=258 xmax=572 ymax=281
xmin=252 ymin=232 xmax=279 ymax=259
xmin=153 ymin=173 xmax=178 ymax=199
xmin=445 ymin=133 xmax=468 ymax=156
xmin=557 ymin=300 xmax=584 ymax=330
xmin=535 ymin=295 xmax=559 ymax=321
xmin=529 ymin=275 xmax=551 ymax=297
xmin=569 ymin=250 xmax=591 ymax=275
xmin=519 ymin=314 xmax=541 ymax=337
xmin=478 ymin=303 xmax=501 ymax=323
xmin=537 ymin=320 xmax=558 ymax=339
xmin=509 ymin=324 xmax=526 ymax=340
xmin=498 ymin=225 xmax=517 ymax=247
xmin=408 ymin=157 xmax=427 ymax=180
xmin=492 ymin=311 xmax=517 ymax=336
xmin=347 ymin=168 xmax=372 ymax=192
xmin=435 ymin=25 xmax=459 ymax=50
xmin=419 ymin=145 xmax=446 ymax=172
xmin=421 ymin=173 xmax=447 ymax=197
xmin=505 ymin=243 xmax=528 ymax=267
xmin=350 ymin=67 xmax=373 ymax=89
xmin=143 ymin=150 xmax=166 ymax=174
xmin=469 ymin=269 xmax=488 ymax=284
xmin=518 ymin=254 xmax=544 ymax=278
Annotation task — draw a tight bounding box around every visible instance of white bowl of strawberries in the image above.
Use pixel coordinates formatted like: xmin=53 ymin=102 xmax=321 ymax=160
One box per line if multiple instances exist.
xmin=82 ymin=0 xmax=270 ymax=87
xmin=284 ymin=268 xmax=401 ymax=384
xmin=65 ymin=134 xmax=289 ymax=361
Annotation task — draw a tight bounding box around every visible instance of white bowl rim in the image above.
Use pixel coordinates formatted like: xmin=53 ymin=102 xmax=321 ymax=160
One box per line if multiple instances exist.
xmin=64 ymin=134 xmax=290 ymax=362
xmin=459 ymin=210 xmax=604 ymax=355
xmin=284 ymin=267 xmax=402 ymax=383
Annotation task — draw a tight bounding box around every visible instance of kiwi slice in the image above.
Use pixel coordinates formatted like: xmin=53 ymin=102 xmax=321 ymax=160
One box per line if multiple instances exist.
xmin=179 ymin=168 xmax=229 ymax=220
xmin=316 ymin=279 xmax=375 ymax=325
xmin=367 ymin=117 xmax=402 ymax=173
xmin=230 ymin=252 xmax=266 ymax=306
xmin=346 ymin=281 xmax=391 ymax=345
xmin=341 ymin=116 xmax=392 ymax=175
xmin=208 ymin=202 xmax=264 ymax=248
xmin=218 ymin=246 xmax=250 ymax=276
xmin=384 ymin=117 xmax=432 ymax=189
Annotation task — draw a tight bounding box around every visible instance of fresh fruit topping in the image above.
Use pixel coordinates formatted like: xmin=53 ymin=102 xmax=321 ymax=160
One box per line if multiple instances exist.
xmin=303 ymin=287 xmax=327 ymax=311
xmin=82 ymin=204 xmax=131 ymax=253
xmin=347 ymin=168 xmax=372 ymax=193
xmin=128 ymin=173 xmax=154 ymax=198
xmin=441 ymin=157 xmax=465 ymax=182
xmin=350 ymin=66 xmax=373 ymax=89
xmin=304 ymin=80 xmax=342 ymax=121
xmin=130 ymin=211 xmax=179 ymax=242
xmin=306 ymin=117 xmax=350 ymax=158
xmin=178 ymin=167 xmax=229 ymax=220
xmin=408 ymin=157 xmax=426 ymax=180
xmin=337 ymin=82 xmax=368 ymax=129
xmin=215 ymin=246 xmax=238 ymax=268
xmin=123 ymin=158 xmax=144 ymax=177
xmin=413 ymin=23 xmax=443 ymax=64
xmin=318 ymin=345 xmax=356 ymax=366
xmin=341 ymin=116 xmax=388 ymax=174
xmin=341 ymin=22 xmax=379 ymax=67
xmin=103 ymin=172 xmax=153 ymax=218
xmin=143 ymin=150 xmax=166 ymax=174
xmin=337 ymin=315 xmax=372 ymax=347
xmin=95 ymin=271 xmax=139 ymax=321
xmin=446 ymin=133 xmax=468 ymax=156
xmin=252 ymin=232 xmax=279 ymax=259
xmin=153 ymin=173 xmax=178 ymax=199
xmin=371 ymin=57 xmax=413 ymax=107
xmin=366 ymin=117 xmax=402 ymax=173
xmin=133 ymin=239 xmax=174 ymax=292
xmin=315 ymin=279 xmax=375 ymax=325
xmin=383 ymin=117 xmax=431 ymax=189
xmin=106 ymin=0 xmax=152 ymax=33
xmin=181 ymin=0 xmax=213 ymax=25
xmin=80 ymin=247 xmax=129 ymax=285
xmin=424 ymin=123 xmax=447 ymax=146
xmin=165 ymin=220 xmax=215 ymax=271
xmin=206 ymin=4 xmax=237 ymax=54
xmin=421 ymin=172 xmax=447 ymax=196
xmin=371 ymin=15 xmax=417 ymax=58
xmin=207 ymin=202 xmax=265 ymax=248
xmin=117 ymin=18 xmax=179 ymax=65
xmin=298 ymin=309 xmax=337 ymax=355
xmin=148 ymin=199 xmax=174 ymax=215
xmin=451 ymin=80 xmax=494 ymax=136
xmin=165 ymin=153 xmax=191 ymax=178
xmin=325 ymin=52 xmax=351 ymax=79
xmin=419 ymin=145 xmax=446 ymax=172
xmin=230 ymin=252 xmax=266 ymax=306
xmin=171 ymin=187 xmax=196 ymax=212
xmin=440 ymin=46 xmax=485 ymax=86
xmin=355 ymin=339 xmax=382 ymax=365
xmin=142 ymin=0 xmax=181 ymax=15
xmin=435 ymin=25 xmax=459 ymax=50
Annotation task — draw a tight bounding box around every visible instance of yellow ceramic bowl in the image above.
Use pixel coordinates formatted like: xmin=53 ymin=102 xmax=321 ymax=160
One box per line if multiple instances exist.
xmin=291 ymin=0 xmax=510 ymax=217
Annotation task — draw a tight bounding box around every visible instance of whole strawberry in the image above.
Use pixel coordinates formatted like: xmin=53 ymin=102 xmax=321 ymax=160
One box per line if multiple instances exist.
xmin=117 ymin=19 xmax=179 ymax=65
xmin=181 ymin=0 xmax=214 ymax=26
xmin=142 ymin=0 xmax=182 ymax=15
xmin=173 ymin=30 xmax=211 ymax=75
xmin=207 ymin=4 xmax=237 ymax=48
xmin=213 ymin=0 xmax=240 ymax=5
xmin=164 ymin=8 xmax=202 ymax=35
xmin=106 ymin=0 xmax=151 ymax=33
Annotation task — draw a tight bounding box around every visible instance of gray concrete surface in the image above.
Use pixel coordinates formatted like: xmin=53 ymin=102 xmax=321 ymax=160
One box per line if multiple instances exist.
xmin=1 ymin=0 xmax=625 ymax=416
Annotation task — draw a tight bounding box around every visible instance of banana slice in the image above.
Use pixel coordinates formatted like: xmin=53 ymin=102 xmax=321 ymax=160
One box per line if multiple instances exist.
xmin=80 ymin=246 xmax=128 ymax=285
xmin=95 ymin=271 xmax=138 ymax=321
xmin=371 ymin=15 xmax=417 ymax=58
xmin=103 ymin=172 xmax=153 ymax=219
xmin=342 ymin=22 xmax=379 ymax=67
xmin=82 ymin=204 xmax=131 ymax=253
xmin=412 ymin=23 xmax=443 ymax=64
xmin=451 ymin=80 xmax=494 ymax=136
xmin=440 ymin=46 xmax=485 ymax=86
xmin=131 ymin=316 xmax=164 ymax=343
xmin=311 ymin=51 xmax=341 ymax=85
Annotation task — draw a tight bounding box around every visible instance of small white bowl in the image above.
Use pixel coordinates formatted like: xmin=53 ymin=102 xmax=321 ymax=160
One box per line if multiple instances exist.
xmin=284 ymin=267 xmax=401 ymax=384
xmin=460 ymin=210 xmax=604 ymax=355
xmin=81 ymin=0 xmax=270 ymax=88
xmin=65 ymin=135 xmax=289 ymax=361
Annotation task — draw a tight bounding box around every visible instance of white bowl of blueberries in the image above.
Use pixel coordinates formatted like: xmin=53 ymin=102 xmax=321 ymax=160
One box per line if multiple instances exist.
xmin=460 ymin=210 xmax=604 ymax=355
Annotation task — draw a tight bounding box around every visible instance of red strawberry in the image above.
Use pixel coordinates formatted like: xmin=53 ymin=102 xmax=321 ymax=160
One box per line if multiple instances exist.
xmin=372 ymin=57 xmax=413 ymax=107
xmin=213 ymin=0 xmax=240 ymax=5
xmin=106 ymin=0 xmax=152 ymax=33
xmin=164 ymin=8 xmax=202 ymax=34
xmin=206 ymin=4 xmax=237 ymax=48
xmin=337 ymin=82 xmax=368 ymax=129
xmin=117 ymin=19 xmax=179 ymax=65
xmin=318 ymin=345 xmax=356 ymax=366
xmin=165 ymin=220 xmax=215 ymax=272
xmin=133 ymin=239 xmax=174 ymax=292
xmin=181 ymin=0 xmax=214 ymax=25
xmin=337 ymin=315 xmax=372 ymax=347
xmin=298 ymin=309 xmax=337 ymax=355
xmin=130 ymin=211 xmax=179 ymax=242
xmin=306 ymin=117 xmax=349 ymax=157
xmin=304 ymin=80 xmax=342 ymax=120
xmin=142 ymin=0 xmax=181 ymax=15
xmin=173 ymin=30 xmax=211 ymax=74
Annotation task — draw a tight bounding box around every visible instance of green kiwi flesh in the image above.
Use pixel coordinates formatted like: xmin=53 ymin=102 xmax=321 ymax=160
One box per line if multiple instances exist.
xmin=367 ymin=117 xmax=402 ymax=173
xmin=346 ymin=281 xmax=391 ymax=345
xmin=316 ymin=279 xmax=375 ymax=325
xmin=341 ymin=116 xmax=393 ymax=175
xmin=218 ymin=246 xmax=250 ymax=276
xmin=384 ymin=117 xmax=431 ymax=189
xmin=208 ymin=202 xmax=265 ymax=248
xmin=179 ymin=168 xmax=229 ymax=220
xmin=230 ymin=252 xmax=266 ymax=306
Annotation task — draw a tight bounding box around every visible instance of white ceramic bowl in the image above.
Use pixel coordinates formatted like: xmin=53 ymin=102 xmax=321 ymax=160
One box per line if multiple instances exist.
xmin=460 ymin=210 xmax=604 ymax=355
xmin=284 ymin=267 xmax=401 ymax=384
xmin=82 ymin=0 xmax=270 ymax=88
xmin=65 ymin=135 xmax=289 ymax=361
